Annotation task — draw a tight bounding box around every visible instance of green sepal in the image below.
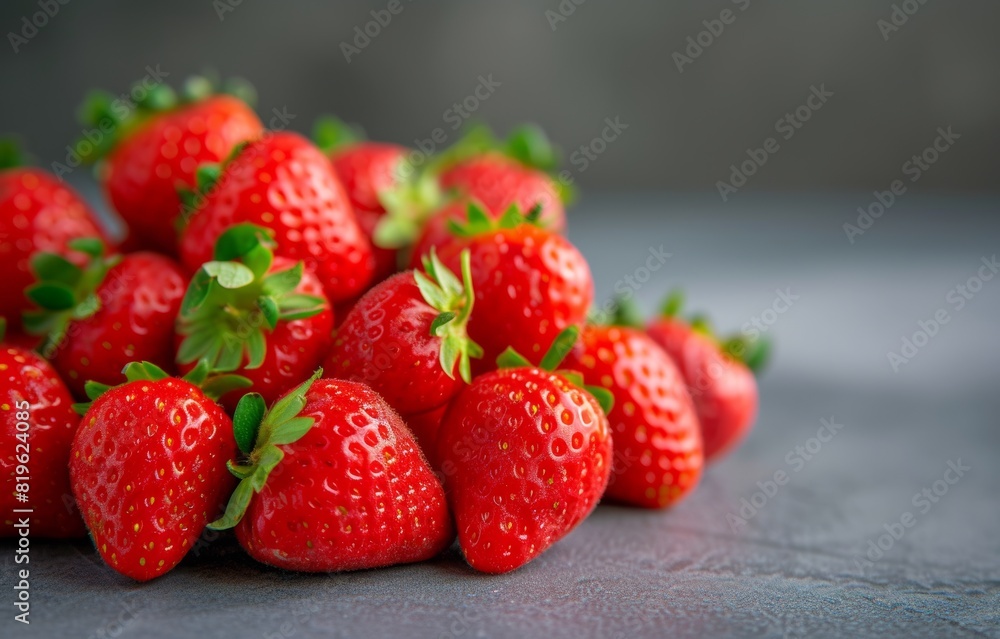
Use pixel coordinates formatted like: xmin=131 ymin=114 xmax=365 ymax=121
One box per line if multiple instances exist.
xmin=414 ymin=249 xmax=482 ymax=383
xmin=233 ymin=393 xmax=266 ymax=455
xmin=660 ymin=289 xmax=684 ymax=318
xmin=0 ymin=318 xmax=6 ymax=342
xmin=195 ymin=164 xmax=222 ymax=194
xmin=722 ymin=334 xmax=773 ymax=376
xmin=505 ymin=124 xmax=558 ymax=172
xmin=583 ymin=385 xmax=615 ymax=415
xmin=208 ymin=370 xmax=322 ymax=531
xmin=496 ymin=347 xmax=532 ymax=369
xmin=23 ymin=238 xmax=117 ymax=357
xmin=372 ymin=166 xmax=444 ymax=249
xmin=446 ymin=201 xmax=542 ymax=240
xmin=312 ymin=115 xmax=364 ymax=154
xmin=176 ymin=228 xmax=326 ymax=373
xmin=0 ymin=137 xmax=28 ymax=170
xmin=610 ymin=297 xmax=645 ymax=328
xmin=539 ymin=326 xmax=579 ymax=371
xmin=123 ymin=361 xmax=170 ymax=383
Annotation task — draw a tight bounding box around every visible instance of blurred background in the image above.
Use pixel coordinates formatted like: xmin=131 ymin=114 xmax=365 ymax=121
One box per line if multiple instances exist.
xmin=1 ymin=0 xmax=998 ymax=193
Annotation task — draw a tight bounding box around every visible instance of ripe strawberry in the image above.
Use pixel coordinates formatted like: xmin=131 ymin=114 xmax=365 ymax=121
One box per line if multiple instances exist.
xmin=209 ymin=372 xmax=453 ymax=572
xmin=174 ymin=224 xmax=333 ymax=412
xmin=437 ymin=328 xmax=613 ymax=573
xmin=323 ymin=249 xmax=481 ymax=427
xmin=376 ymin=125 xmax=567 ymax=260
xmin=645 ymin=292 xmax=769 ymax=463
xmin=433 ymin=205 xmax=593 ymax=376
xmin=79 ymin=76 xmax=262 ymax=254
xmin=314 ymin=116 xmax=411 ymax=283
xmin=178 ymin=131 xmax=375 ymax=303
xmin=563 ymin=325 xmax=703 ymax=508
xmin=69 ymin=361 xmax=250 ymax=581
xmin=1 ymin=319 xmax=86 ymax=538
xmin=0 ymin=140 xmax=112 ymax=333
xmin=23 ymin=239 xmax=187 ymax=399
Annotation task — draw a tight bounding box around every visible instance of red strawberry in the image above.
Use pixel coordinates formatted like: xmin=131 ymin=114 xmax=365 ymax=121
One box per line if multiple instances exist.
xmin=376 ymin=125 xmax=567 ymax=261
xmin=323 ymin=249 xmax=481 ymax=425
xmin=434 ymin=205 xmax=593 ymax=376
xmin=0 ymin=141 xmax=113 ymax=333
xmin=208 ymin=373 xmax=453 ymax=572
xmin=178 ymin=131 xmax=375 ymax=303
xmin=79 ymin=77 xmax=262 ymax=254
xmin=314 ymin=116 xmax=411 ymax=283
xmin=174 ymin=224 xmax=333 ymax=412
xmin=1 ymin=319 xmax=86 ymax=538
xmin=645 ymin=292 xmax=768 ymax=463
xmin=24 ymin=239 xmax=187 ymax=399
xmin=69 ymin=361 xmax=249 ymax=581
xmin=437 ymin=328 xmax=613 ymax=573
xmin=563 ymin=325 xmax=703 ymax=508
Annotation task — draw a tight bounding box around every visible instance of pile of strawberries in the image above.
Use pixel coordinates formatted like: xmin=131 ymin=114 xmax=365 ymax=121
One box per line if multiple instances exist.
xmin=1 ymin=76 xmax=768 ymax=581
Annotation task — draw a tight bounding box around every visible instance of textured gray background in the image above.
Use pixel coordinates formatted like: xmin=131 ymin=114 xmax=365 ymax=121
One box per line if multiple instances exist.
xmin=2 ymin=195 xmax=999 ymax=638
xmin=0 ymin=0 xmax=999 ymax=193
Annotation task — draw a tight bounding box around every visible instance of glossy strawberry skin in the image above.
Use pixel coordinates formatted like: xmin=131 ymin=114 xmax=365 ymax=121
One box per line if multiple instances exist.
xmin=48 ymin=253 xmax=187 ymax=399
xmin=1 ymin=344 xmax=86 ymax=538
xmin=101 ymin=95 xmax=262 ymax=255
xmin=646 ymin=319 xmax=759 ymax=462
xmin=179 ymin=132 xmax=375 ymax=303
xmin=235 ymin=379 xmax=452 ymax=572
xmin=330 ymin=142 xmax=408 ymax=283
xmin=69 ymin=379 xmax=237 ymax=581
xmin=437 ymin=225 xmax=593 ymax=376
xmin=0 ymin=168 xmax=111 ymax=332
xmin=564 ymin=326 xmax=703 ymax=508
xmin=439 ymin=154 xmax=565 ymax=231
xmin=175 ymin=256 xmax=333 ymax=413
xmin=324 ymin=272 xmax=461 ymax=417
xmin=438 ymin=368 xmax=611 ymax=574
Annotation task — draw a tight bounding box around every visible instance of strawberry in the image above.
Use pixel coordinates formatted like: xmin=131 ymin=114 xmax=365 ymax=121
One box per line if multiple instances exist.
xmin=563 ymin=324 xmax=703 ymax=508
xmin=0 ymin=140 xmax=113 ymax=334
xmin=375 ymin=125 xmax=567 ymax=260
xmin=174 ymin=224 xmax=332 ymax=412
xmin=323 ymin=249 xmax=481 ymax=431
xmin=208 ymin=372 xmax=453 ymax=572
xmin=437 ymin=328 xmax=613 ymax=573
xmin=1 ymin=319 xmax=86 ymax=538
xmin=23 ymin=239 xmax=187 ymax=399
xmin=78 ymin=76 xmax=262 ymax=255
xmin=69 ymin=361 xmax=250 ymax=581
xmin=433 ymin=205 xmax=593 ymax=376
xmin=644 ymin=292 xmax=769 ymax=463
xmin=314 ymin=116 xmax=411 ymax=283
xmin=178 ymin=131 xmax=375 ymax=303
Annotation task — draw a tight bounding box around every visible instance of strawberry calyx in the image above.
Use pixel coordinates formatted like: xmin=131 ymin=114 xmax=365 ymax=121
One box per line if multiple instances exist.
xmin=0 ymin=137 xmax=28 ymax=170
xmin=72 ymin=359 xmax=253 ymax=415
xmin=371 ymin=168 xmax=444 ymax=249
xmin=74 ymin=74 xmax=256 ymax=165
xmin=208 ymin=369 xmax=323 ymax=530
xmin=435 ymin=123 xmax=559 ymax=174
xmin=446 ymin=201 xmax=543 ymax=239
xmin=22 ymin=238 xmax=119 ymax=358
xmin=657 ymin=288 xmax=772 ymax=375
xmin=414 ymin=248 xmax=483 ymax=383
xmin=176 ymin=223 xmax=326 ymax=373
xmin=175 ymin=142 xmax=250 ymax=223
xmin=311 ymin=115 xmax=365 ymax=154
xmin=496 ymin=326 xmax=615 ymax=415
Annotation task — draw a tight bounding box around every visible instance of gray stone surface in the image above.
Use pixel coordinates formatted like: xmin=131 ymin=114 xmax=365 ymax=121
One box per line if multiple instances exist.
xmin=2 ymin=195 xmax=998 ymax=638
